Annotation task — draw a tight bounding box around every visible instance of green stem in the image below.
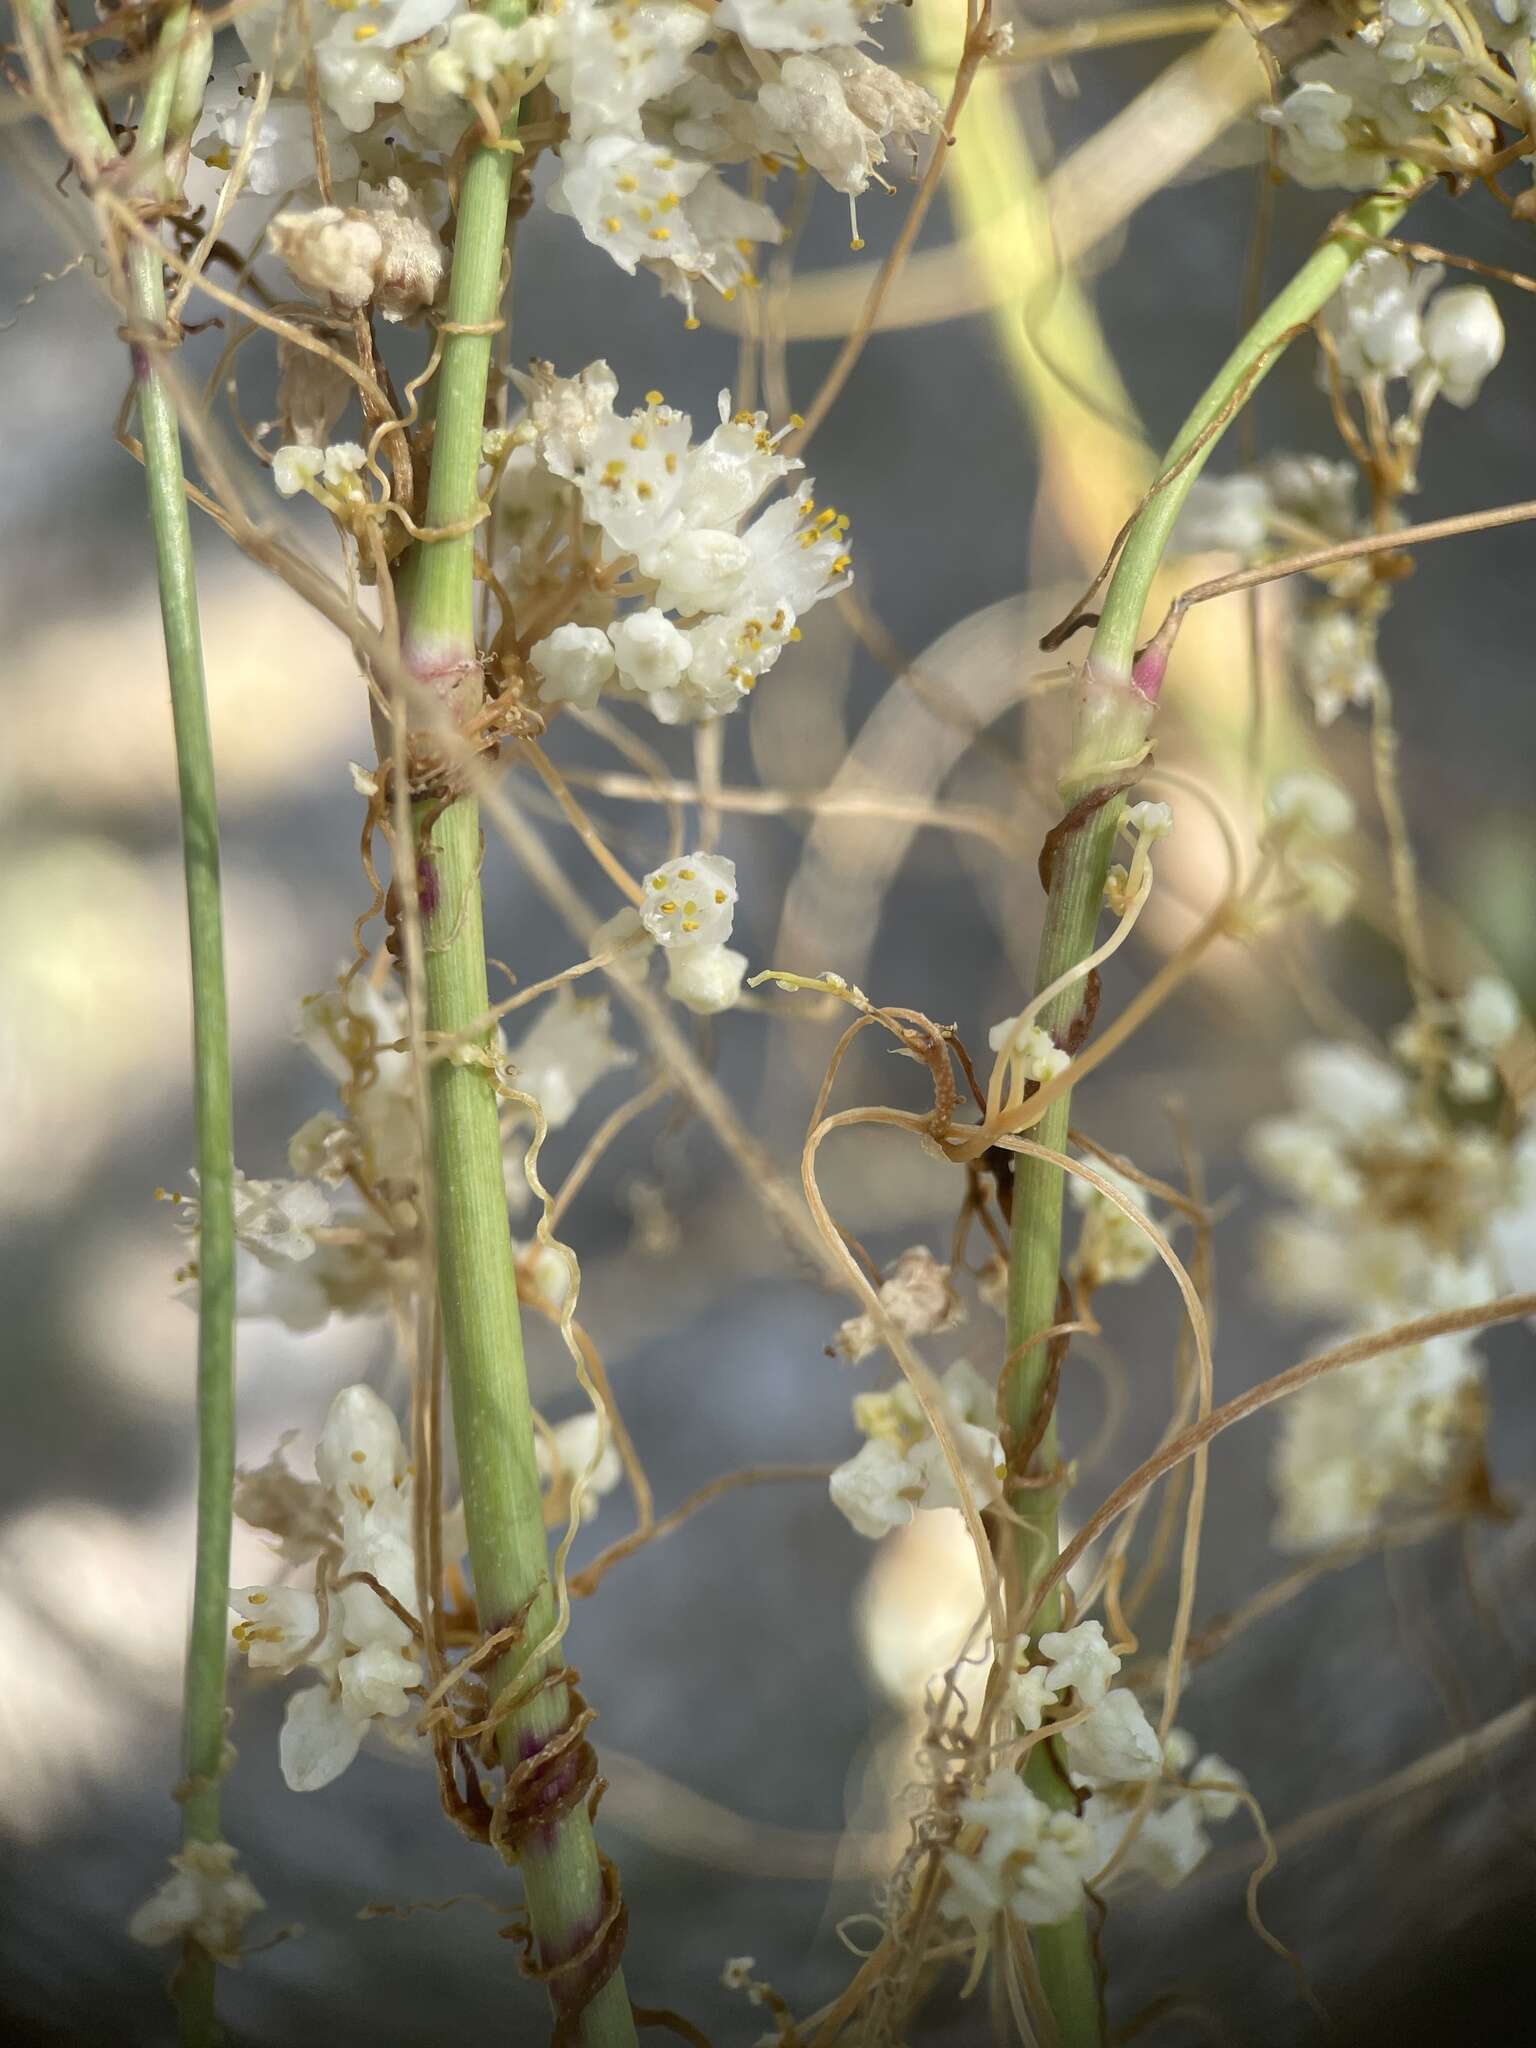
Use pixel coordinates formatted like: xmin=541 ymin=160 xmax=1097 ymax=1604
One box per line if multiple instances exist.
xmin=1002 ymin=171 xmax=1426 ymax=2045
xmin=1093 ymin=169 xmax=1428 ymax=676
xmin=115 ymin=10 xmax=232 ymax=2043
xmin=404 ymin=17 xmax=635 ymax=2041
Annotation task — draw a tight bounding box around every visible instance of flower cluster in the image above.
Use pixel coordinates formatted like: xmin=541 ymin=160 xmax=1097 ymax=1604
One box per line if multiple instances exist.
xmin=1251 ymin=1026 xmax=1533 ymax=1548
xmin=1262 ymin=4 xmax=1531 ymax=191
xmin=203 ymin=1 xmax=942 ymax=325
xmin=943 ymin=1621 xmax=1246 ymax=1928
xmin=230 ymin=1386 xmax=423 ymax=1792
xmin=1069 ymin=1159 xmax=1162 ymax=1292
xmin=512 ymin=362 xmax=850 ymax=725
xmin=1263 ymin=769 xmax=1358 ymax=926
xmin=828 ymin=1359 xmax=1006 ymax=1539
xmin=169 ymin=968 xmax=636 ymax=1331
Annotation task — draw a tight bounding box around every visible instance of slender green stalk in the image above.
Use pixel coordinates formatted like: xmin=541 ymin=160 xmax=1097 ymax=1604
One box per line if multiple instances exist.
xmin=109 ymin=10 xmax=233 ymax=2042
xmin=1001 ymin=171 xmax=1426 ymax=2045
xmin=403 ymin=14 xmax=635 ymax=2039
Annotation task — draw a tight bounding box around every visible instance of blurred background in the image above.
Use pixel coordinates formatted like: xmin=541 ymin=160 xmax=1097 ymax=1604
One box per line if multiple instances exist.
xmin=3 ymin=3 xmax=1535 ymax=2042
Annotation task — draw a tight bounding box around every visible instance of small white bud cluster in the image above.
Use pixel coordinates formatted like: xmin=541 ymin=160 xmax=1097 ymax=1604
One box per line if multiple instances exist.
xmin=828 ymin=1360 xmax=1006 ymax=1540
xmin=1249 ymin=1032 xmax=1536 ymax=1548
xmin=1262 ymin=14 xmax=1505 ymax=192
xmin=1264 ymin=770 xmax=1357 ymax=924
xmin=1323 ymin=250 xmax=1504 ymax=417
xmin=1392 ymin=975 xmax=1525 ymax=1102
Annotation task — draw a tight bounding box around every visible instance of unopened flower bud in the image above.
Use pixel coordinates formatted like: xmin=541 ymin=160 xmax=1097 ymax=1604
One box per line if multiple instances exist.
xmin=1421 ymin=287 xmax=1504 ymax=408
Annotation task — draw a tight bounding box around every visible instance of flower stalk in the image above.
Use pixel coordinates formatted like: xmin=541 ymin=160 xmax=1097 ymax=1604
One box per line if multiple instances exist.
xmin=1000 ymin=169 xmax=1427 ymax=2044
xmin=401 ymin=10 xmax=635 ymax=2039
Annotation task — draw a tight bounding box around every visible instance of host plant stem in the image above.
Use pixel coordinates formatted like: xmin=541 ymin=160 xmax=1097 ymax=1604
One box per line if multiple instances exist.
xmin=1002 ymin=170 xmax=1425 ymax=2045
xmin=34 ymin=5 xmax=242 ymax=2039
xmin=401 ymin=10 xmax=635 ymax=2039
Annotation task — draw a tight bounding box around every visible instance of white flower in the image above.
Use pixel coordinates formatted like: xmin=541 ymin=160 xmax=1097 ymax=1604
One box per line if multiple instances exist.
xmin=1421 ymin=286 xmax=1505 ymax=407
xmin=507 ymin=988 xmax=634 ymax=1129
xmin=1006 ymin=1661 xmax=1061 ymax=1734
xmin=940 ymin=1769 xmax=1099 ymax=1930
xmin=196 ymin=78 xmax=360 ymax=197
xmin=1038 ymin=1620 xmax=1120 ymax=1708
xmin=545 ymin=0 xmax=710 ymax=144
xmin=1261 ymin=73 xmax=1391 ymax=192
xmin=1187 ymin=1753 xmax=1246 ymax=1821
xmin=828 ymin=1434 xmax=923 ymax=1538
xmin=640 ymin=852 xmax=738 ymax=948
xmin=316 ymin=1383 xmax=409 ymax=1508
xmin=548 ymin=132 xmax=708 ymax=276
xmin=1322 ymin=249 xmax=1440 ymax=385
xmin=830 ymin=1359 xmax=1004 ymax=1538
xmin=1063 ymin=1689 xmax=1163 ymax=1784
xmin=610 ymin=607 xmax=695 ymax=698
xmin=1171 ymin=474 xmax=1270 ymax=555
xmin=1266 ymin=771 xmax=1355 ymax=841
xmin=1291 ymin=855 xmax=1357 ymax=926
xmin=128 ymin=1842 xmax=264 ymax=1962
xmin=649 ymin=528 xmax=754 ymax=614
xmin=1125 ymin=799 xmax=1173 ymax=841
xmin=1457 ymin=976 xmax=1522 ymax=1052
xmin=1069 ymin=1161 xmax=1159 ymax=1289
xmin=537 ymin=1411 xmax=624 ymax=1522
xmin=1264 ymin=452 xmax=1360 ymax=537
xmin=1296 ymin=607 xmax=1384 ymax=725
xmin=988 ymin=1015 xmax=1071 ymax=1085
xmin=279 ymin=1682 xmax=368 ymax=1793
xmin=665 ymin=941 xmax=749 ymax=1015
xmin=529 ymin=622 xmax=616 ymax=710
xmin=230 ymin=1585 xmax=338 ymax=1672
xmin=714 ymin=0 xmax=871 ymax=54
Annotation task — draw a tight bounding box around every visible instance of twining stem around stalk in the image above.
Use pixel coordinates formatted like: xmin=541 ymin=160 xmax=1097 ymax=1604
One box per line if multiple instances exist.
xmin=400 ymin=11 xmax=635 ymax=2041
xmin=1000 ymin=171 xmax=1425 ymax=2044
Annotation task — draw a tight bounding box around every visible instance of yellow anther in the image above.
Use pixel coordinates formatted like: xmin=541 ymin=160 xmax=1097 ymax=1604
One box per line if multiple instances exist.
xmin=682 ymin=919 xmax=700 ymax=933
xmin=721 ymin=287 xmax=736 ymax=301
xmin=650 ymin=874 xmax=667 ymax=889
xmin=649 ymin=227 xmax=671 ymax=242
xmin=645 ymin=390 xmax=664 ymax=405
xmin=713 ymin=889 xmax=728 ymax=904
xmin=248 ymin=1591 xmax=269 ymax=1605
xmin=603 ymin=216 xmax=622 ymax=233
xmin=685 ymin=316 xmax=700 ymax=330
xmin=659 ymin=192 xmax=679 ymax=211
xmin=636 ymin=480 xmax=654 ymax=498
xmin=353 ymin=21 xmax=379 ymax=38
xmin=833 ymin=553 xmax=852 ymax=573
xmin=631 ymin=430 xmax=650 ymax=449
xmin=665 ymin=453 xmax=679 ymax=471
xmin=351 ymin=1449 xmax=366 ymax=1463
xmin=604 ymin=457 xmax=627 ymax=476
xmin=790 ymin=412 xmax=805 ymax=429
xmin=678 ymin=868 xmax=696 ymax=880
xmin=616 ymin=175 xmax=638 ymax=193
xmin=815 ymin=507 xmax=838 ymax=528
xmin=660 ymin=899 xmax=678 ymax=914
xmin=638 ymin=204 xmax=654 ymax=222
xmin=789 ymin=626 xmax=802 ymax=641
